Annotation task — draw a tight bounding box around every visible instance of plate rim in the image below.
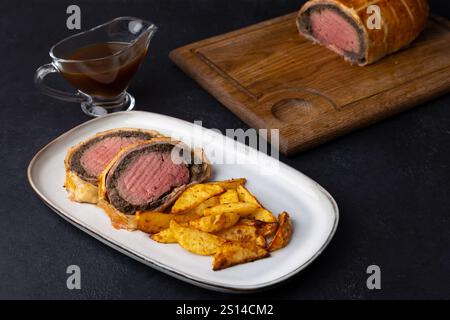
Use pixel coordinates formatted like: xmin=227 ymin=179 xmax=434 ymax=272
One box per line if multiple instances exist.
xmin=27 ymin=111 xmax=339 ymax=293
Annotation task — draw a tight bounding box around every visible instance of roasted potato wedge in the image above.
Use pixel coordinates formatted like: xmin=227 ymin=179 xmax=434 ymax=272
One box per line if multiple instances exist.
xmin=203 ymin=202 xmax=259 ymax=216
xmin=216 ymin=224 xmax=266 ymax=247
xmin=171 ymin=184 xmax=224 ymax=214
xmin=219 ymin=189 xmax=239 ymax=204
xmin=206 ymin=178 xmax=246 ymax=190
xmin=236 ymin=185 xmax=260 ymax=205
xmin=248 ymin=208 xmax=277 ymax=223
xmin=236 ymin=186 xmax=276 ymax=222
xmin=147 ymin=179 xmax=293 ymax=270
xmin=256 ymin=235 xmax=266 ymax=247
xmin=190 ymin=212 xmax=240 ymax=233
xmin=268 ymin=212 xmax=293 ymax=252
xmin=187 ymin=196 xmax=220 ymax=216
xmin=136 ymin=212 xmax=173 ymax=234
xmin=257 ymin=221 xmax=279 ymax=237
xmin=136 ymin=211 xmax=202 ymax=234
xmin=234 ymin=219 xmax=279 ymax=238
xmin=151 ymin=228 xmax=177 ymax=243
xmin=170 ymin=220 xmax=226 ymax=255
xmin=174 ymin=211 xmax=204 ymax=224
xmin=213 ymin=241 xmax=269 ymax=271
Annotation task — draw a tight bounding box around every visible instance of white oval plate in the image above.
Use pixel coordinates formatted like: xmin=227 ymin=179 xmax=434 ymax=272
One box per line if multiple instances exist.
xmin=28 ymin=111 xmax=338 ymax=293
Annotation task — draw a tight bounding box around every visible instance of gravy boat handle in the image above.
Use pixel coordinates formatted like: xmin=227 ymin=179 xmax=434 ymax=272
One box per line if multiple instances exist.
xmin=34 ymin=63 xmax=88 ymax=103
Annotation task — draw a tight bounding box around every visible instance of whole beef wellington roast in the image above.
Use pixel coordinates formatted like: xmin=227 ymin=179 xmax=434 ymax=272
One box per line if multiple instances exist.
xmin=98 ymin=138 xmax=211 ymax=230
xmin=297 ymin=0 xmax=429 ymax=66
xmin=65 ymin=128 xmax=162 ymax=204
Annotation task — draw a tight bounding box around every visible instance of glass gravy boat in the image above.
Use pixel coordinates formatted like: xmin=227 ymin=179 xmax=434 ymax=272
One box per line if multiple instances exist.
xmin=35 ymin=17 xmax=157 ymax=117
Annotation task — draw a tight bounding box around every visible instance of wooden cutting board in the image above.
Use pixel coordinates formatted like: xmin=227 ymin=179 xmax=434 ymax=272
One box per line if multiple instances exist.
xmin=170 ymin=13 xmax=450 ymax=155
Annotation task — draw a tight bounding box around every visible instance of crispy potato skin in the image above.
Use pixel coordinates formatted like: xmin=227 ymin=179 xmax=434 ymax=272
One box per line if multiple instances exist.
xmin=171 ymin=184 xmax=225 ymax=214
xmin=237 ymin=185 xmax=260 ymax=205
xmin=216 ymin=224 xmax=266 ymax=247
xmin=151 ymin=229 xmax=177 ymax=243
xmin=213 ymin=242 xmax=269 ymax=271
xmin=137 ymin=212 xmax=174 ymax=234
xmin=257 ymin=222 xmax=279 ymax=237
xmin=186 ymin=196 xmax=220 ymax=216
xmin=238 ymin=219 xmax=278 ymax=237
xmin=268 ymin=212 xmax=293 ymax=252
xmin=137 ymin=211 xmax=202 ymax=234
xmin=170 ymin=221 xmax=226 ymax=255
xmin=219 ymin=189 xmax=240 ymax=204
xmin=237 ymin=186 xmax=277 ymax=222
xmin=248 ymin=208 xmax=277 ymax=223
xmin=203 ymin=202 xmax=259 ymax=216
xmin=206 ymin=178 xmax=246 ymax=190
xmin=190 ymin=212 xmax=240 ymax=233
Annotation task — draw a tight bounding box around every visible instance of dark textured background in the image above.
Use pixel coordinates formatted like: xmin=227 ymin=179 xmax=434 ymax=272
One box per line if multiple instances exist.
xmin=0 ymin=0 xmax=449 ymax=299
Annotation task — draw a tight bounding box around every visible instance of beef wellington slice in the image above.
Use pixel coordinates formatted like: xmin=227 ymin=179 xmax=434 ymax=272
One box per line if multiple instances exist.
xmin=98 ymin=138 xmax=211 ymax=229
xmin=297 ymin=0 xmax=429 ymax=66
xmin=65 ymin=128 xmax=161 ymax=204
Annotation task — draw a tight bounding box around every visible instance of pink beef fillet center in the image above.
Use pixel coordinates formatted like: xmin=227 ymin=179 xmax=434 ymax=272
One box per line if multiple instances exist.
xmin=69 ymin=130 xmax=156 ymax=184
xmin=116 ymin=152 xmax=190 ymax=206
xmin=103 ymin=141 xmax=209 ymax=214
xmin=80 ymin=136 xmax=144 ymax=177
xmin=310 ymin=8 xmax=361 ymax=56
xmin=298 ymin=4 xmax=366 ymax=64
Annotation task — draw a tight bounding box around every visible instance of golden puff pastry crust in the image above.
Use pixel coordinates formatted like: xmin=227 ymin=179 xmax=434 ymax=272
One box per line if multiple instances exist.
xmin=64 ymin=128 xmax=162 ymax=204
xmin=97 ymin=138 xmax=212 ymax=230
xmin=297 ymin=0 xmax=429 ymax=66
